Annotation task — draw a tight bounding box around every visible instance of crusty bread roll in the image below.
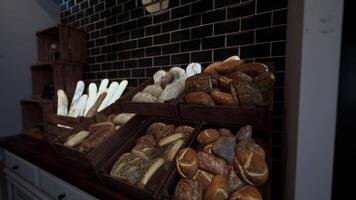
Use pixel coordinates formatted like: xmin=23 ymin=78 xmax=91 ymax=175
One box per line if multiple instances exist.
xmin=176 ymin=148 xmax=198 ymax=178
xmin=197 ymin=152 xmax=228 ymax=177
xmin=175 ymin=125 xmax=194 ymax=141
xmin=211 ymin=90 xmax=235 ymax=106
xmin=143 ymin=84 xmax=163 ymax=98
xmin=184 ymin=92 xmax=215 ymax=106
xmin=204 ymin=175 xmax=229 ymax=200
xmin=64 ymin=130 xmax=90 ymax=147
xmin=193 ymin=169 xmax=214 ymax=190
xmin=165 ymin=139 xmax=184 ymax=162
xmin=230 ymin=185 xmax=262 ymax=200
xmin=132 ymin=91 xmax=157 ymax=102
xmin=174 ymin=179 xmax=203 ymax=200
xmin=158 ymin=133 xmax=184 ymax=146
xmin=197 ymin=129 xmax=221 ymax=144
xmin=138 ymin=158 xmax=165 ymax=188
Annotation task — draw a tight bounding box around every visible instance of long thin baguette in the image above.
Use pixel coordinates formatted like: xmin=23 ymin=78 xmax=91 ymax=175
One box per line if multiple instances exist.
xmin=138 ymin=158 xmax=165 ymax=188
xmin=84 ymin=83 xmax=97 ymax=116
xmin=68 ymin=81 xmax=85 ymax=117
xmin=158 ymin=133 xmax=184 ymax=146
xmin=64 ymin=131 xmax=90 ymax=147
xmin=85 ymin=92 xmax=107 ymax=118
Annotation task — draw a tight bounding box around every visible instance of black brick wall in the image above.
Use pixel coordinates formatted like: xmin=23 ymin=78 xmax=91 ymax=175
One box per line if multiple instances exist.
xmin=60 ymin=0 xmax=287 ymax=198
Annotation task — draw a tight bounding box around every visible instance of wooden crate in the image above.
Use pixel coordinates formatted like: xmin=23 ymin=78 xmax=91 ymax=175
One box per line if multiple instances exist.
xmin=97 ymin=118 xmax=202 ymax=200
xmin=52 ymin=63 xmax=83 ymax=100
xmin=37 ymin=25 xmax=86 ymax=64
xmin=31 ymin=64 xmax=54 ymax=99
xmin=118 ymin=78 xmax=180 ymax=118
xmin=159 ymin=122 xmax=272 ymax=200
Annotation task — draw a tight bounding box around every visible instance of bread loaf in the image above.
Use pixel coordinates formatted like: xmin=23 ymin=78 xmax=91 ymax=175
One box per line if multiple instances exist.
xmin=223 ymin=55 xmax=240 ymax=62
xmin=236 ymin=125 xmax=252 ymax=142
xmin=204 ymin=62 xmax=220 ymax=75
xmin=219 ymin=128 xmax=234 ymax=137
xmin=158 ymin=133 xmax=184 ymax=146
xmin=85 ymin=92 xmax=107 ymax=118
xmin=131 ymin=143 xmax=159 ymax=160
xmin=97 ymin=81 xmax=119 ymax=112
xmin=158 ymin=81 xmax=184 ymax=102
xmin=84 ymin=83 xmax=97 ymax=116
xmin=204 ymin=175 xmax=229 ymax=200
xmin=237 ymin=63 xmax=268 ymax=78
xmin=146 ymin=122 xmax=167 ymax=135
xmin=227 ymin=165 xmax=245 ymax=193
xmin=197 ymin=129 xmax=221 ymax=144
xmin=227 ymin=71 xmax=252 ymax=82
xmin=68 ymin=81 xmax=85 ymax=117
xmin=176 ymin=148 xmax=199 ymax=178
xmin=160 ymin=71 xmax=174 ymax=88
xmin=108 ymin=80 xmax=128 ymax=105
xmin=185 ymin=73 xmax=213 ymax=94
xmin=170 ymin=67 xmax=187 ymax=81
xmin=164 ymin=139 xmax=184 ymax=162
xmin=197 ymin=152 xmax=228 ymax=177
xmin=186 ymin=63 xmax=202 ymax=77
xmin=202 ymin=143 xmax=213 ymax=154
xmin=132 ymin=91 xmax=157 ymax=102
xmin=64 ymin=130 xmax=90 ymax=147
xmin=112 ymin=113 xmax=135 ymax=125
xmin=212 ymin=136 xmax=236 ymax=164
xmin=57 ymin=89 xmax=68 ymax=116
xmin=138 ymin=158 xmax=165 ymax=188
xmin=230 ymin=186 xmax=262 ymax=200
xmin=253 ymin=71 xmax=275 ymax=93
xmin=136 ymin=134 xmax=157 ymax=147
xmin=232 ymin=79 xmax=263 ymax=106
xmin=150 ymin=124 xmax=175 ymax=142
xmin=211 ymin=90 xmax=235 ymax=106
xmin=175 ymin=125 xmax=194 ymax=141
xmin=184 ymin=92 xmax=215 ymax=106
xmin=215 ymin=60 xmax=244 ymax=75
xmin=174 ymin=179 xmax=203 ymax=200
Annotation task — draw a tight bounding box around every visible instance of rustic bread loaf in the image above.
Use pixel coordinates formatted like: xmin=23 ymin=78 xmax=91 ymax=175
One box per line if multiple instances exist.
xmin=184 ymin=92 xmax=215 ymax=106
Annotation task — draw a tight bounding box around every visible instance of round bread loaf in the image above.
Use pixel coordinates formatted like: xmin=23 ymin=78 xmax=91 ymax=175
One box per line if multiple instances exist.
xmin=232 ymin=79 xmax=263 ymax=106
xmin=174 ymin=179 xmax=203 ymax=200
xmin=230 ymin=186 xmax=262 ymax=200
xmin=184 ymin=92 xmax=215 ymax=106
xmin=215 ymin=60 xmax=244 ymax=75
xmin=176 ymin=148 xmax=199 ymax=178
xmin=211 ymin=90 xmax=235 ymax=106
xmin=197 ymin=129 xmax=221 ymax=144
xmin=204 ymin=175 xmax=229 ymax=200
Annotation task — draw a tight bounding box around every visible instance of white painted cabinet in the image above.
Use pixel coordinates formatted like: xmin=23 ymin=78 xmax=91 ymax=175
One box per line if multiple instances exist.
xmin=2 ymin=150 xmax=97 ymax=200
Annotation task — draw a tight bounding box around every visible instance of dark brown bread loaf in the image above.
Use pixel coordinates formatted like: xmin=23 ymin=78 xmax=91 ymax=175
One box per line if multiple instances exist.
xmin=184 ymin=92 xmax=215 ymax=106
xmin=77 ymin=122 xmax=115 ymax=152
xmin=211 ymin=90 xmax=235 ymax=106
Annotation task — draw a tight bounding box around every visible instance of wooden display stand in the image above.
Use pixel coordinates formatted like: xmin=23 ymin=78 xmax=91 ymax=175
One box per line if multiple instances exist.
xmin=21 ymin=25 xmax=86 ymax=141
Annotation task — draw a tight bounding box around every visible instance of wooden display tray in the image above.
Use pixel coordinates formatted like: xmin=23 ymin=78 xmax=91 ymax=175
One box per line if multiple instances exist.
xmin=118 ymin=78 xmax=180 ymax=118
xmin=51 ymin=113 xmax=146 ymax=171
xmin=97 ymin=118 xmax=202 ymax=200
xmin=159 ymin=122 xmax=271 ymax=200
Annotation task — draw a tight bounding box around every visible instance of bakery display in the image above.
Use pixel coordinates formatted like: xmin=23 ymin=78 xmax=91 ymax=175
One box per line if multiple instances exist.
xmin=108 ymin=121 xmax=196 ymax=189
xmin=173 ymin=125 xmax=268 ymax=200
xmin=184 ymin=55 xmax=274 ymax=107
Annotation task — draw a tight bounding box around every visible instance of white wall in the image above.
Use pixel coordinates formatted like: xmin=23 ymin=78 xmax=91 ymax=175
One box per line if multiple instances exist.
xmin=285 ymin=0 xmax=343 ymax=199
xmin=0 ymin=0 xmax=59 ymax=136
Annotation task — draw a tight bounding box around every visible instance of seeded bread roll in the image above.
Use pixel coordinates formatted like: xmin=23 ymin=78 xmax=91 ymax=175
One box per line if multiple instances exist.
xmin=146 ymin=122 xmax=167 ymax=135
xmin=174 ymin=179 xmax=203 ymax=200
xmin=232 ymin=79 xmax=263 ymax=106
xmin=77 ymin=122 xmax=115 ymax=152
xmin=211 ymin=90 xmax=235 ymax=106
xmin=197 ymin=152 xmax=228 ymax=177
xmin=143 ymin=84 xmax=163 ymax=98
xmin=132 ymin=92 xmax=157 ymax=103
xmin=204 ymin=175 xmax=229 ymax=200
xmin=185 ymin=73 xmax=213 ymax=94
xmin=176 ymin=148 xmax=199 ymax=178
xmin=197 ymin=129 xmax=221 ymax=144
xmin=153 ymin=124 xmax=176 ymax=142
xmin=184 ymin=92 xmax=215 ymax=106
xmin=230 ymin=186 xmax=262 ymax=200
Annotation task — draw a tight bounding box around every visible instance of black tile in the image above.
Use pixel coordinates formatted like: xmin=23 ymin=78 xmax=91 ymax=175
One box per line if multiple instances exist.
xmin=122 ymin=40 xmax=137 ymax=50
xmin=273 ymin=9 xmax=287 ymax=25
xmin=272 ymin=41 xmax=286 ymax=56
xmin=171 ymin=4 xmax=190 ymax=19
xmin=96 ymin=55 xmax=106 ymax=62
xmin=257 ymin=0 xmax=287 ymax=12
xmin=100 ymin=9 xmax=111 ymax=18
xmin=111 ymin=5 xmax=123 ymax=15
xmin=85 ymin=7 xmax=94 ymax=16
xmin=162 ymin=43 xmax=180 ymax=54
xmin=154 ymin=56 xmax=170 ymax=66
xmin=181 ymin=14 xmax=201 ymax=28
xmin=106 ymin=16 xmax=117 ymax=26
xmin=118 ymin=69 xmax=131 ymax=78
xmin=146 ymin=67 xmax=162 ymax=77
xmin=154 ymin=33 xmax=170 ymax=44
xmin=138 ymin=37 xmax=153 ymax=47
xmin=118 ymin=51 xmax=131 ymax=59
xmin=137 ymin=16 xmax=153 ymax=27
xmin=154 ymin=10 xmax=170 ymax=23
xmin=181 ymin=39 xmax=201 ymax=52
xmin=102 ymin=63 xmax=112 ymax=71
xmin=240 ymin=43 xmax=271 ymax=58
xmin=131 ymin=8 xmax=144 ymax=18
xmin=241 ymin=13 xmax=272 ymax=31
xmin=145 ymin=24 xmax=161 ymax=36
xmin=202 ymin=9 xmax=226 ymax=24
xmin=124 ymin=20 xmax=137 ymax=31
xmin=118 ymin=31 xmax=130 ymax=41
xmin=91 ymin=64 xmax=101 ymax=71
xmin=214 ymin=20 xmax=240 ymax=35
xmin=113 ymin=61 xmax=124 ymax=69
xmin=108 ymin=71 xmax=118 ymax=79
xmin=131 ymin=49 xmax=145 ymax=58
xmin=228 ymin=1 xmax=255 ymax=19
xmin=96 ymin=38 xmax=106 ymax=46
xmin=95 ymin=2 xmax=105 ymax=12
xmin=95 ymin=20 xmax=105 ymax=29
xmin=97 ymin=72 xmax=107 ymax=79
xmin=90 ymin=30 xmax=100 ymax=40
xmin=72 ymin=5 xmax=79 ymax=13
xmin=191 ymin=50 xmax=212 ymax=63
xmin=171 ymin=29 xmax=190 ymax=42
xmin=105 ymin=0 xmax=116 ymax=9
xmin=171 ymin=53 xmax=190 ymax=64
xmin=162 ymin=20 xmax=179 ymax=32
xmin=125 ymin=60 xmax=138 ymax=68
xmin=191 ymin=0 xmax=213 ymax=13
xmin=274 ymin=72 xmax=285 ymax=87
xmin=101 ymin=27 xmax=111 ymax=37
xmin=191 ymin=24 xmax=213 ymax=39
xmin=146 ymin=46 xmax=161 ymax=56
xmin=227 ymin=31 xmax=254 ymax=46
xmin=106 ymin=34 xmax=116 ymax=44
xmin=89 ymin=0 xmax=98 ymax=6
xmin=180 ymin=0 xmax=192 ymax=5
xmin=124 ymin=0 xmax=136 ymax=11
xmin=255 ymin=56 xmax=285 ymax=71
xmin=256 ymin=26 xmax=287 ymax=42
xmin=202 ymin=35 xmax=225 ymax=49
xmin=111 ymin=24 xmax=123 ymax=33
xmin=132 ymin=69 xmax=145 ymax=77
xmin=118 ymin=13 xmax=130 ymax=23
xmin=88 ymin=56 xmax=96 ymax=63
xmin=107 ymin=53 xmax=118 ymax=61
xmin=138 ymin=58 xmax=153 ymax=67
xmin=86 ymin=72 xmax=96 ymax=79
xmin=272 ymin=102 xmax=284 ymax=116
xmin=80 ymin=17 xmax=89 ymax=26
xmin=272 ymin=115 xmax=284 ymax=130
xmin=213 ymin=47 xmax=239 ymax=61
xmin=215 ymin=0 xmax=239 ymax=8
xmin=131 ymin=28 xmax=144 ymax=39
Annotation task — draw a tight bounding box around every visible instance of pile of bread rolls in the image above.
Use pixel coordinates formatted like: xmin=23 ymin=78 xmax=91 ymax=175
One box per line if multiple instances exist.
xmin=57 ymin=79 xmax=128 ymax=119
xmin=174 ymin=125 xmax=268 ymax=200
xmin=184 ymin=56 xmax=275 ymax=107
xmin=110 ymin=122 xmax=194 ymax=188
xmin=63 ymin=113 xmax=135 ymax=152
xmin=132 ymin=63 xmax=201 ymax=103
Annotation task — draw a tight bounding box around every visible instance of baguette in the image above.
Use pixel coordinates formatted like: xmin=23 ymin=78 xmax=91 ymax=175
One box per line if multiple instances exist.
xmin=84 ymin=83 xmax=97 ymax=116
xmin=85 ymin=92 xmax=107 ymax=118
xmin=64 ymin=130 xmax=90 ymax=147
xmin=57 ymin=89 xmax=68 ymax=116
xmin=68 ymin=81 xmax=85 ymax=117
